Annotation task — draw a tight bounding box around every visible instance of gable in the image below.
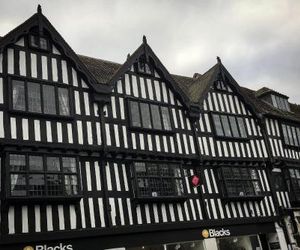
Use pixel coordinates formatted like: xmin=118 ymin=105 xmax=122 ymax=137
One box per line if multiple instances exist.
xmin=0 ymin=8 xmax=105 ymax=94
xmin=107 ymin=38 xmax=190 ymax=110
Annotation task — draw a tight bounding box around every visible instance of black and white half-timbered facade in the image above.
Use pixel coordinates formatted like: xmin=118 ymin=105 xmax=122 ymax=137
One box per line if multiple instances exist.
xmin=0 ymin=6 xmax=299 ymax=250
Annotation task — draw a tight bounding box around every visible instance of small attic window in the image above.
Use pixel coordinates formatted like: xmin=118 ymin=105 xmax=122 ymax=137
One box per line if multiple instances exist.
xmin=137 ymin=58 xmax=152 ymax=75
xmin=271 ymin=94 xmax=290 ymax=112
xmin=29 ymin=35 xmax=49 ymax=51
xmin=214 ymin=80 xmax=227 ymax=91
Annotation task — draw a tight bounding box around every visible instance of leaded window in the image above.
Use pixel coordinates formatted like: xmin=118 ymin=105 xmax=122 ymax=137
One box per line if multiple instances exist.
xmin=218 ymin=167 xmax=262 ymax=199
xmin=11 ymin=79 xmax=70 ymax=116
xmin=12 ymin=80 xmax=25 ymax=111
xmin=212 ymin=114 xmax=247 ymax=139
xmin=271 ymin=94 xmax=290 ymax=111
xmin=132 ymin=162 xmax=184 ymax=199
xmin=282 ymin=124 xmax=300 ymax=147
xmin=29 ymin=35 xmax=49 ymax=51
xmin=129 ymin=100 xmax=172 ymax=131
xmin=287 ymin=168 xmax=300 ymax=201
xmin=9 ymin=154 xmax=79 ymax=198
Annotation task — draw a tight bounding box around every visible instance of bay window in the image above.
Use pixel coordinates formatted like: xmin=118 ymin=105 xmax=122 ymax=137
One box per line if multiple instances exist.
xmin=11 ymin=79 xmax=70 ymax=116
xmin=287 ymin=168 xmax=300 ymax=202
xmin=9 ymin=153 xmax=80 ymax=199
xmin=132 ymin=162 xmax=185 ymax=200
xmin=218 ymin=167 xmax=263 ymax=200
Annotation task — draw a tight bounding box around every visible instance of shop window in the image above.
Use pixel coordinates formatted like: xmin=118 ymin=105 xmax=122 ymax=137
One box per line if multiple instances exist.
xmin=132 ymin=162 xmax=185 ymax=201
xmin=9 ymin=153 xmax=80 ymax=199
xmin=218 ymin=167 xmax=263 ymax=200
xmin=11 ymin=79 xmax=70 ymax=116
xmin=129 ymin=100 xmax=172 ymax=132
xmin=212 ymin=114 xmax=247 ymax=139
xmin=287 ymin=168 xmax=300 ymax=202
xmin=282 ymin=124 xmax=300 ymax=148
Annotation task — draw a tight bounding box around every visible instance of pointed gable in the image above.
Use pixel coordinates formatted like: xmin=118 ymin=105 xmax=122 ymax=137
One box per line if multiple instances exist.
xmin=103 ymin=36 xmax=191 ymax=109
xmin=0 ymin=6 xmax=106 ymax=94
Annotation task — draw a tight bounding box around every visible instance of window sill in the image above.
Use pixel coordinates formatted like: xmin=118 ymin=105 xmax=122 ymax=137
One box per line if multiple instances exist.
xmin=221 ymin=195 xmax=265 ymax=202
xmin=8 ymin=110 xmax=74 ymax=121
xmin=133 ymin=196 xmax=187 ymax=203
xmin=5 ymin=195 xmax=82 ymax=204
xmin=214 ymin=135 xmax=250 ymax=142
xmin=283 ymin=143 xmax=300 ymax=151
xmin=129 ymin=126 xmax=175 ymax=135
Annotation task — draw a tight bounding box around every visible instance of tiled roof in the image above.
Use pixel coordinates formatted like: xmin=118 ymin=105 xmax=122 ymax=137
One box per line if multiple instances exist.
xmin=78 ymin=55 xmax=122 ymax=84
xmin=241 ymin=87 xmax=300 ymax=122
xmin=77 ymin=54 xmax=300 ymax=122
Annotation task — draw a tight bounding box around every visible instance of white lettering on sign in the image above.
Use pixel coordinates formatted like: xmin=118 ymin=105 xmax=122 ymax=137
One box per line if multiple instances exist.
xmin=24 ymin=243 xmax=73 ymax=250
xmin=208 ymin=228 xmax=231 ymax=237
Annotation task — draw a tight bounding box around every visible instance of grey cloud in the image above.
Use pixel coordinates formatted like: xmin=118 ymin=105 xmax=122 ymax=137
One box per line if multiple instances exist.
xmin=0 ymin=0 xmax=299 ymax=103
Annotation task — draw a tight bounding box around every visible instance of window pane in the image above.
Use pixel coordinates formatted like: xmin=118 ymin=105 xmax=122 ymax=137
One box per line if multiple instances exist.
xmin=147 ymin=163 xmax=159 ymax=175
xmin=160 ymin=164 xmax=170 ymax=176
xmin=252 ymin=181 xmax=261 ymax=195
xmin=47 ymin=174 xmax=63 ymax=196
xmin=161 ymin=107 xmax=172 ymax=130
xmin=29 ymin=156 xmax=43 ymax=171
xmin=130 ymin=101 xmax=141 ymax=127
xmin=30 ymin=35 xmax=39 ymax=47
xmin=29 ymin=174 xmax=45 ymax=196
xmin=287 ymin=126 xmax=294 ymax=146
xmin=47 ymin=157 xmax=60 ymax=171
xmin=12 ymin=80 xmax=25 ymax=111
xmin=150 ymin=104 xmax=162 ymax=130
xmin=271 ymin=95 xmax=278 ymax=108
xmin=64 ymin=175 xmax=78 ymax=195
xmin=240 ymin=168 xmax=249 ymax=179
xmin=58 ymin=88 xmax=70 ymax=116
xmin=250 ymin=169 xmax=258 ymax=179
xmin=229 ymin=116 xmax=239 ymax=137
xmin=40 ymin=38 xmax=48 ymax=50
xmin=237 ymin=117 xmax=247 ymax=138
xmin=292 ymin=127 xmax=299 ymax=146
xmin=134 ymin=162 xmax=146 ymax=176
xmin=10 ymin=154 xmax=26 ymax=171
xmin=62 ymin=157 xmax=77 ymax=173
xmin=28 ymin=82 xmax=41 ymax=113
xmin=222 ymin=167 xmax=232 ymax=179
xmin=221 ymin=115 xmax=232 ymax=137
xmin=232 ymin=168 xmax=241 ymax=179
xmin=282 ymin=124 xmax=290 ymax=145
xmin=290 ymin=169 xmax=296 ymax=178
xmin=296 ymin=169 xmax=300 ymax=178
xmin=140 ymin=103 xmax=152 ymax=129
xmin=213 ymin=114 xmax=224 ymax=136
xmin=10 ymin=174 xmax=26 ymax=196
xmin=175 ymin=179 xmax=184 ymax=196
xmin=43 ymin=85 xmax=56 ymax=114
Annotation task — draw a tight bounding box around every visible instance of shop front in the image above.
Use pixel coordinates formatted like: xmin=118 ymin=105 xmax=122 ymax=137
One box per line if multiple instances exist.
xmin=1 ymin=222 xmax=278 ymax=250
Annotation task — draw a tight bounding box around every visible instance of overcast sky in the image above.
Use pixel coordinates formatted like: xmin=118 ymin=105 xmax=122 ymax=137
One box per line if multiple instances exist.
xmin=1 ymin=0 xmax=300 ymax=103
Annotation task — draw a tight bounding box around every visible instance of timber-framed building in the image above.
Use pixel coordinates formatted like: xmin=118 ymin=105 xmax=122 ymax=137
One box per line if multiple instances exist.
xmin=0 ymin=6 xmax=299 ymax=250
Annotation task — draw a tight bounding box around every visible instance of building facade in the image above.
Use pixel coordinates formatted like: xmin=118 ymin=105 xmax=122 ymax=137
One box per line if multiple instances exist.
xmin=0 ymin=6 xmax=299 ymax=250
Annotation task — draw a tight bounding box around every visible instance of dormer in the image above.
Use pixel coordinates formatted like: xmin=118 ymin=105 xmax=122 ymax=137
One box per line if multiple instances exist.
xmin=256 ymin=87 xmax=290 ymax=112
